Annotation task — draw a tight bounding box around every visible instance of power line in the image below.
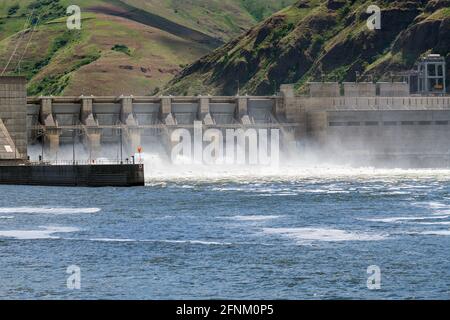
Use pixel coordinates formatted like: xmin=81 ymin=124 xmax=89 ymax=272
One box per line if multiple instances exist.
xmin=1 ymin=9 xmax=35 ymax=76
xmin=15 ymin=13 xmax=43 ymax=74
xmin=14 ymin=4 xmax=68 ymax=75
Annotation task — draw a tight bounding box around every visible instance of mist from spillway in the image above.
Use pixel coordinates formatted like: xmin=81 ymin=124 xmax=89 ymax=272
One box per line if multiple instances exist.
xmin=26 ymin=140 xmax=450 ymax=184
xmin=141 ymin=152 xmax=450 ymax=184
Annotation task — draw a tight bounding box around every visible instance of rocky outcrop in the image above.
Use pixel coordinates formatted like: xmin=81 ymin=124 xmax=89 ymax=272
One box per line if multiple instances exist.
xmin=165 ymin=0 xmax=450 ymax=95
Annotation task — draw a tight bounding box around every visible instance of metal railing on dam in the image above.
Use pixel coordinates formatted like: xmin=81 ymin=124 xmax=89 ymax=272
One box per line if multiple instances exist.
xmin=27 ymin=159 xmax=138 ymax=166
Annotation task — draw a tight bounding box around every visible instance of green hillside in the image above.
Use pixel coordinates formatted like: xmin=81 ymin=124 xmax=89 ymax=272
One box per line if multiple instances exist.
xmin=164 ymin=0 xmax=450 ymax=95
xmin=0 ymin=0 xmax=295 ymax=96
xmin=116 ymin=0 xmax=295 ymax=41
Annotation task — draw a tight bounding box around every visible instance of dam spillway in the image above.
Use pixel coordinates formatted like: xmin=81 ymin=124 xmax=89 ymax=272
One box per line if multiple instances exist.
xmin=26 ymin=94 xmax=297 ymax=160
xmin=0 ymin=78 xmax=446 ymax=167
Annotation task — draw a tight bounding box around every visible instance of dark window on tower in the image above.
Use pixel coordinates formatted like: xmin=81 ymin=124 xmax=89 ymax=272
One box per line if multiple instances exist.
xmin=428 ymin=65 xmax=436 ymax=76
xmin=329 ymin=122 xmax=346 ymax=127
xmin=437 ymin=65 xmax=443 ymax=76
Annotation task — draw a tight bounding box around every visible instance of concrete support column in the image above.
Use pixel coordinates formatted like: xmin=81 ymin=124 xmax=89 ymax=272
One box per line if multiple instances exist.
xmin=39 ymin=97 xmax=61 ymax=158
xmin=83 ymin=128 xmax=102 ymax=160
xmin=40 ymin=97 xmax=56 ymax=126
xmin=277 ymin=85 xmax=294 ymax=121
xmin=81 ymin=96 xmax=94 ymax=125
xmin=46 ymin=128 xmax=61 ymax=157
xmin=199 ymin=97 xmax=213 ymax=125
xmin=161 ymin=97 xmax=175 ymax=125
xmin=127 ymin=128 xmax=141 ymax=156
xmin=80 ymin=96 xmax=101 ymax=159
xmin=158 ymin=97 xmax=175 ymax=158
xmin=120 ymin=96 xmax=141 ymax=155
xmin=236 ymin=96 xmax=251 ymax=125
xmin=120 ymin=96 xmax=137 ymax=126
xmin=281 ymin=84 xmax=306 ymax=140
xmin=278 ymin=85 xmax=300 ymax=154
xmin=120 ymin=96 xmax=134 ymax=123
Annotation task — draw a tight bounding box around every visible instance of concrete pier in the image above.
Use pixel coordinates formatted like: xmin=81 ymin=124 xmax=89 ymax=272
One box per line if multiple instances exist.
xmin=0 ymin=77 xmax=27 ymax=159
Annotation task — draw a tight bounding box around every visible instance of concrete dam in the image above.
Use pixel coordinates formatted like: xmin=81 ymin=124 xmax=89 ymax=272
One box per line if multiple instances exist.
xmin=19 ymin=81 xmax=450 ymax=167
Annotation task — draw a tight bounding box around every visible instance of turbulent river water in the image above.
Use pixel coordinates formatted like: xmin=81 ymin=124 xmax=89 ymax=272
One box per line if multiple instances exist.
xmin=0 ymin=163 xmax=449 ymax=299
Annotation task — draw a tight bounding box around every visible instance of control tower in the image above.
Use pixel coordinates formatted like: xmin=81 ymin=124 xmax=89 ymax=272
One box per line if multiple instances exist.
xmin=416 ymin=54 xmax=446 ymax=95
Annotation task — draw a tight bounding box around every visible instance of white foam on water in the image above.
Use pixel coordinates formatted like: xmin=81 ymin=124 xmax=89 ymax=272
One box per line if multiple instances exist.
xmin=412 ymin=201 xmax=450 ymax=212
xmin=419 ymin=230 xmax=450 ymax=236
xmin=68 ymin=238 xmax=232 ymax=246
xmin=88 ymin=238 xmax=136 ymax=242
xmin=0 ymin=226 xmax=79 ymax=240
xmin=379 ymin=191 xmax=411 ymax=195
xmin=415 ymin=221 xmax=450 ymax=225
xmin=0 ymin=207 xmax=101 ymax=215
xmin=0 ymin=216 xmax=14 ymax=220
xmin=362 ymin=215 xmax=449 ymax=223
xmin=263 ymin=227 xmax=387 ymax=243
xmin=230 ymin=215 xmax=282 ymax=222
xmin=153 ymin=240 xmax=232 ymax=246
xmin=427 ymin=202 xmax=450 ymax=210
xmin=142 ymin=154 xmax=450 ymax=183
xmin=211 ymin=186 xmax=297 ymax=196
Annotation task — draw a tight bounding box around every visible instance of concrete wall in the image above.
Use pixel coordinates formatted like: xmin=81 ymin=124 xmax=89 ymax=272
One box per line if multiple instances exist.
xmin=308 ymin=82 xmax=412 ymax=98
xmin=297 ymin=96 xmax=450 ymax=112
xmin=343 ymin=82 xmax=376 ymax=97
xmin=311 ymin=110 xmax=450 ymax=161
xmin=308 ymin=82 xmax=341 ymax=97
xmin=378 ymin=82 xmax=410 ymax=97
xmin=0 ymin=77 xmax=27 ymax=159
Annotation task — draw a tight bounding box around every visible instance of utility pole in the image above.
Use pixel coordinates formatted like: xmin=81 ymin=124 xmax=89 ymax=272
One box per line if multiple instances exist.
xmin=120 ymin=127 xmax=123 ymax=164
xmin=72 ymin=129 xmax=76 ymax=165
xmin=41 ymin=134 xmax=44 ymax=162
xmin=14 ymin=133 xmax=17 ymax=160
